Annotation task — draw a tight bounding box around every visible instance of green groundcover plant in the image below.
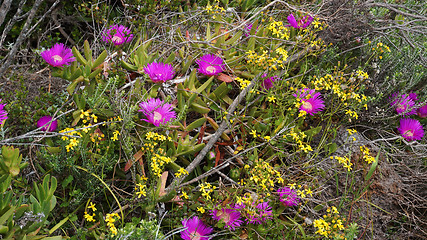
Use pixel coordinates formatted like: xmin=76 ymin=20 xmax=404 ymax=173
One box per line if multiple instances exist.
xmin=0 ymin=0 xmax=425 ymax=239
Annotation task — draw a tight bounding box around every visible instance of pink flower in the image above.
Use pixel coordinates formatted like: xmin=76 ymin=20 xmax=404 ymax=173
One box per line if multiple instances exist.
xmin=261 ymin=75 xmax=278 ymax=90
xmin=211 ymin=207 xmax=243 ymax=230
xmin=417 ymin=103 xmax=427 ymax=118
xmin=277 ymin=187 xmax=299 ymax=207
xmin=397 ymin=118 xmax=424 ymax=141
xmin=41 ymin=43 xmax=76 ymax=67
xmin=0 ymin=99 xmax=7 ymax=125
xmin=244 ymin=23 xmax=258 ymax=37
xmin=37 ymin=115 xmax=58 ymax=132
xmin=390 ymin=92 xmax=416 ymax=116
xmin=143 ymin=62 xmax=175 ymax=83
xmin=246 ymin=201 xmax=273 ymax=224
xmin=286 ymin=14 xmax=313 ymax=29
xmin=138 ymin=98 xmax=176 ymax=127
xmin=293 ymin=88 xmax=325 ymax=115
xmin=102 ymin=25 xmax=133 ymax=45
xmin=408 ymin=92 xmax=418 ymax=101
xmin=196 ymin=54 xmax=225 ymax=76
xmin=181 ymin=216 xmax=213 ymax=240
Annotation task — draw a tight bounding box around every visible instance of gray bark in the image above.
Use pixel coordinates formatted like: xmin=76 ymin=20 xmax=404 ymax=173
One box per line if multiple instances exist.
xmin=0 ymin=0 xmax=12 ymax=27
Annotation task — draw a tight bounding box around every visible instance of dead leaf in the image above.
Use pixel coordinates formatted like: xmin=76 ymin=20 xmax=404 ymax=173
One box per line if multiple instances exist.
xmin=158 ymin=171 xmax=168 ymax=197
xmin=216 ymin=73 xmax=233 ymax=82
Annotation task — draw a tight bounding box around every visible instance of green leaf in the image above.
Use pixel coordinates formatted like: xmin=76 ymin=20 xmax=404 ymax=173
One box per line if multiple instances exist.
xmin=304 ymin=126 xmax=322 ymax=138
xmin=225 ymin=31 xmax=242 ymax=45
xmin=121 ymin=61 xmax=138 ymax=71
xmin=0 ymin=206 xmax=16 ymax=225
xmin=92 ymin=50 xmax=107 ymax=69
xmin=88 ymin=68 xmax=102 ymax=80
xmin=206 ymin=23 xmax=211 ymax=41
xmin=365 ymin=149 xmax=380 ymax=181
xmin=72 ymin=47 xmax=87 ymax=65
xmin=83 ymin=40 xmax=92 ymax=62
xmin=185 ymin=118 xmax=206 ymax=131
xmin=190 ymin=102 xmax=210 ymax=114
xmin=164 ymin=52 xmax=175 ymax=64
xmin=196 ymin=76 xmax=214 ymax=94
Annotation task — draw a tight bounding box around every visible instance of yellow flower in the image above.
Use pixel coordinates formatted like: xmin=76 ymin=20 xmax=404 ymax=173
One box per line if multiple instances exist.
xmin=181 ymin=191 xmax=189 ymax=199
xmin=88 ymin=202 xmax=97 ymax=211
xmin=197 ymin=207 xmax=205 ymax=213
xmin=267 ymin=96 xmax=276 ymax=103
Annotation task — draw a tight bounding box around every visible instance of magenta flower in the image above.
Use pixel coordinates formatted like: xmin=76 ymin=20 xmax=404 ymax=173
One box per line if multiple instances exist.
xmin=286 ymin=14 xmax=313 ymax=29
xmin=181 ymin=216 xmax=213 ymax=240
xmin=398 ymin=118 xmax=424 ymax=141
xmin=143 ymin=62 xmax=175 ymax=83
xmin=390 ymin=92 xmax=416 ymax=116
xmin=0 ymin=99 xmax=7 ymax=125
xmin=293 ymin=88 xmax=325 ymax=115
xmin=417 ymin=104 xmax=427 ymax=118
xmin=277 ymin=187 xmax=299 ymax=207
xmin=408 ymin=92 xmax=418 ymax=101
xmin=261 ymin=75 xmax=278 ymax=90
xmin=246 ymin=201 xmax=273 ymax=224
xmin=41 ymin=43 xmax=76 ymax=67
xmin=244 ymin=23 xmax=258 ymax=37
xmin=211 ymin=207 xmax=243 ymax=230
xmin=102 ymin=25 xmax=133 ymax=45
xmin=196 ymin=54 xmax=225 ymax=76
xmin=37 ymin=116 xmax=58 ymax=132
xmin=138 ymin=98 xmax=176 ymax=127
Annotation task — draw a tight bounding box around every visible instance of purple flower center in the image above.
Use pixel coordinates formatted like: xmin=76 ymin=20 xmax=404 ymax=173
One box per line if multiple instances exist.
xmin=153 ymin=111 xmax=162 ymax=121
xmin=52 ymin=55 xmax=63 ymax=63
xmin=396 ymin=104 xmax=405 ymax=111
xmin=112 ymin=35 xmax=123 ymax=44
xmin=206 ymin=66 xmax=216 ymax=74
xmin=190 ymin=232 xmax=202 ymax=240
xmin=404 ymin=130 xmax=413 ymax=137
xmin=302 ymin=101 xmax=313 ymax=111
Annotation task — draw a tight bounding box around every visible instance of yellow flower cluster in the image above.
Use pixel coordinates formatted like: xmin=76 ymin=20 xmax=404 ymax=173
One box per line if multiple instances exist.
xmin=246 ymin=158 xmax=283 ymax=193
xmin=356 ymin=70 xmax=369 ymax=80
xmin=360 ymin=145 xmax=375 ymax=164
xmin=347 ymin=128 xmax=357 ymax=141
xmin=135 ymin=183 xmax=147 ymax=198
xmin=105 ymin=213 xmax=120 ymax=236
xmin=267 ymin=20 xmax=290 ymax=39
xmin=345 ymin=109 xmax=359 ymax=120
xmin=90 ymin=131 xmax=104 ymax=143
xmin=102 ymin=115 xmax=123 ymax=126
xmin=235 ymin=77 xmax=252 ymax=90
xmin=314 ymin=206 xmax=347 ymax=239
xmin=311 ymin=18 xmax=326 ymax=30
xmin=284 ymin=128 xmax=313 ymax=153
xmin=199 ymin=182 xmax=217 ymax=200
xmin=275 ymin=47 xmax=289 ymax=63
xmin=331 ymin=155 xmax=352 ymax=171
xmin=312 ymin=70 xmax=368 ymax=121
xmin=111 ymin=130 xmax=120 ymax=141
xmin=288 ymin=183 xmax=314 ymax=198
xmin=246 ymin=49 xmax=287 ymax=71
xmin=84 ymin=201 xmax=97 ymax=223
xmin=371 ymin=42 xmax=391 ymax=59
xmin=145 ymin=131 xmax=171 ymax=141
xmin=59 ymin=127 xmax=82 ymax=152
xmin=150 ymin=154 xmax=173 ymax=177
xmin=80 ymin=110 xmax=98 ymax=133
xmin=313 ymin=218 xmax=331 ymax=237
xmin=205 ymin=1 xmax=225 ymax=19
xmin=175 ymin=167 xmax=189 ymax=178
